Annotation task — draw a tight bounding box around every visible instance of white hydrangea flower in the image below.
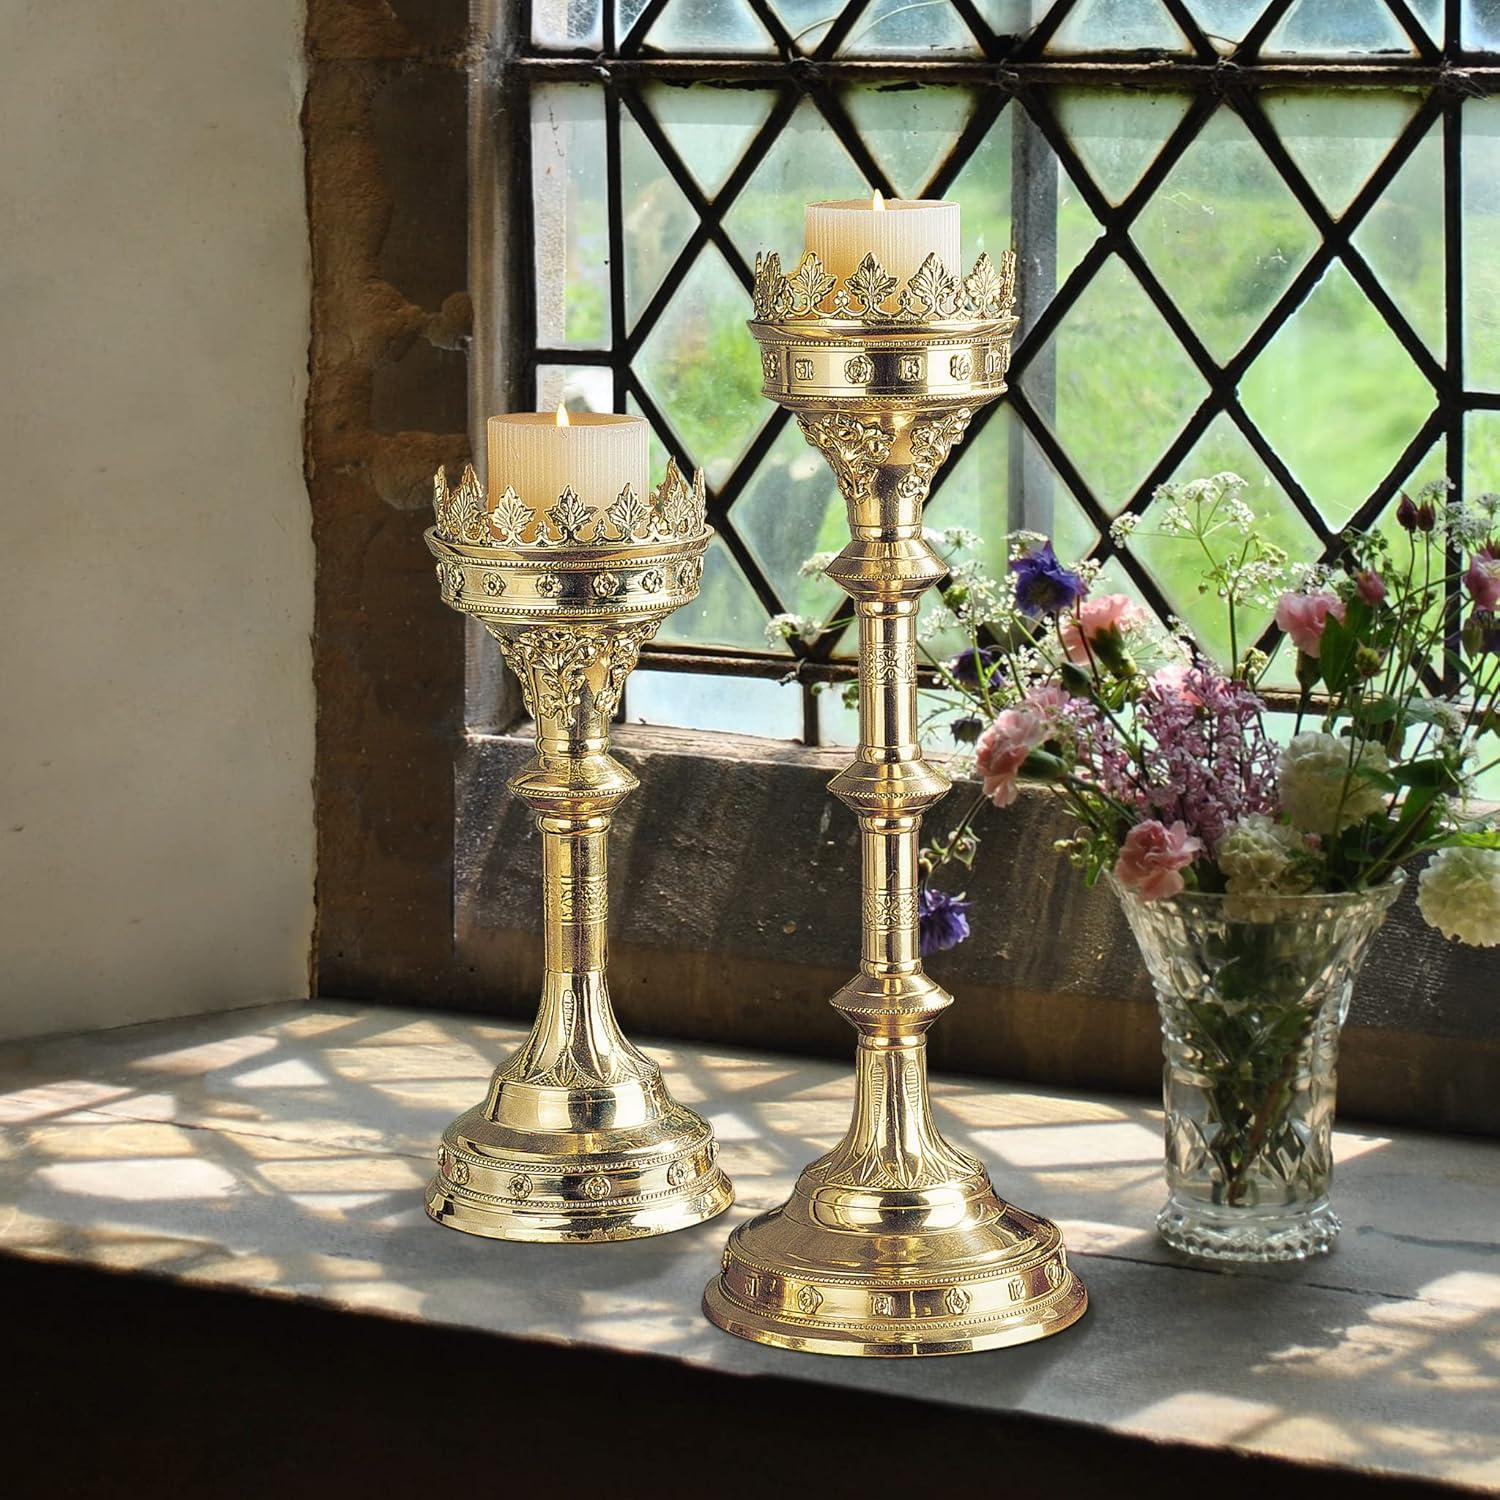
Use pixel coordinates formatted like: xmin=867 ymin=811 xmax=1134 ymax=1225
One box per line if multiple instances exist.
xmin=1216 ymin=815 xmax=1314 ymax=896
xmin=1417 ymin=846 xmax=1500 ymax=946
xmin=1278 ymin=731 xmax=1390 ymax=834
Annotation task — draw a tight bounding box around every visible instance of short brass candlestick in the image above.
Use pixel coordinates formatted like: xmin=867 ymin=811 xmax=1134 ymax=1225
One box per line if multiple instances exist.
xmin=704 ymin=250 xmax=1087 ymax=1353
xmin=425 ymin=459 xmax=732 ymax=1241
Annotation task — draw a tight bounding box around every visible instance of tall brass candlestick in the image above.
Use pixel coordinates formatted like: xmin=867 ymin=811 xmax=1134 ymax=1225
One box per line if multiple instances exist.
xmin=703 ymin=249 xmax=1086 ymax=1353
xmin=425 ymin=457 xmax=732 ymax=1241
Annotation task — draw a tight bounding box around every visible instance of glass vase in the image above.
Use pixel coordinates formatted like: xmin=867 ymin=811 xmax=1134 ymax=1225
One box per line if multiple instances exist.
xmin=1113 ymin=876 xmax=1402 ymax=1263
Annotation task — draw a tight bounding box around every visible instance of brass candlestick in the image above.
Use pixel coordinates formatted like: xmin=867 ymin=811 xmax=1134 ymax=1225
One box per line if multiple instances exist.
xmin=425 ymin=459 xmax=732 ymax=1241
xmin=703 ymin=250 xmax=1087 ymax=1353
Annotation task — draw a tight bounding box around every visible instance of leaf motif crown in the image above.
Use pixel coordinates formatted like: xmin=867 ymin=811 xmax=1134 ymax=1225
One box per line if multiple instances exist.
xmin=431 ymin=456 xmax=708 ymax=549
xmin=752 ymin=248 xmax=1017 ymax=325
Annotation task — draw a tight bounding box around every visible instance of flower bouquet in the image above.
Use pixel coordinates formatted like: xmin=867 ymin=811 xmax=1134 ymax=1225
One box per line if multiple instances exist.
xmin=787 ymin=473 xmax=1500 ymax=1262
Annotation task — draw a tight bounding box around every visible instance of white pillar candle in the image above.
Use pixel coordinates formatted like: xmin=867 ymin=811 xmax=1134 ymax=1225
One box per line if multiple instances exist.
xmin=486 ymin=408 xmax=649 ymax=512
xmin=804 ymin=192 xmax=961 ymax=285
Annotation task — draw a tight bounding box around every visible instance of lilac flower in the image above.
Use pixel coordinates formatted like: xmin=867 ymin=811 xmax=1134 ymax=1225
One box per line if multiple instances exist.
xmin=948 ymin=646 xmax=1002 ymax=687
xmin=1010 ymin=540 xmax=1087 ymax=617
xmin=1052 ymin=696 xmax=1143 ymax=811
xmin=1137 ymin=667 xmax=1280 ymax=850
xmin=918 ymin=886 xmax=971 ymax=956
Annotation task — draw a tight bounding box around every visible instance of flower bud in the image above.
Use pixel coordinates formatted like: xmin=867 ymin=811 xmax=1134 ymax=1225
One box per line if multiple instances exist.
xmin=1059 ymin=662 xmax=1092 ymax=696
xmin=1355 ymin=645 xmax=1383 ymax=679
xmin=1354 ymin=569 xmax=1387 ymax=606
xmin=949 ymin=714 xmax=983 ymax=745
xmin=1396 ymin=492 xmax=1418 ymax=532
xmin=1296 ymin=649 xmax=1322 ymax=692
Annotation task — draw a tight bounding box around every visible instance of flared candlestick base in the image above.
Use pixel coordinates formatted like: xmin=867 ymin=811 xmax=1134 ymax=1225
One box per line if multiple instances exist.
xmin=703 ymin=1035 xmax=1085 ymax=1354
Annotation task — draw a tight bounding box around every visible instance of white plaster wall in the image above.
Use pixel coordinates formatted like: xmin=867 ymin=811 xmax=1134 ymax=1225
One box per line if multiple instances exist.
xmin=0 ymin=1 xmax=315 ymax=1037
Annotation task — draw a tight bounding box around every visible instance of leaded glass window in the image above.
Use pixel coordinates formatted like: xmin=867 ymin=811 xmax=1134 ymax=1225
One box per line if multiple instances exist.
xmin=509 ymin=0 xmax=1500 ymax=743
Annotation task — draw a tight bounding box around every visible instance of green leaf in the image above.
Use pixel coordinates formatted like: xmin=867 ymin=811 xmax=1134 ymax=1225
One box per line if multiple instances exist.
xmin=1353 ymin=765 xmax=1400 ymax=793
xmin=1390 ymin=757 xmax=1460 ymax=789
xmin=1445 ymin=829 xmax=1500 ymax=848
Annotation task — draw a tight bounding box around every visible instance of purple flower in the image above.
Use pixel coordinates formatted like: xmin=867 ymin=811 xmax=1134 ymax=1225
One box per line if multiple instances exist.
xmin=918 ymin=886 xmax=971 ymax=956
xmin=950 ymin=714 xmax=984 ymax=745
xmin=949 ymin=646 xmax=1002 ymax=687
xmin=1010 ymin=540 xmax=1087 ymax=617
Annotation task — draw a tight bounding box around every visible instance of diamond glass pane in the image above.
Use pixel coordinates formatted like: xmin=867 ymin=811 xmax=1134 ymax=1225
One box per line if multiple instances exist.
xmin=1047 ymin=0 xmax=1190 ymax=52
xmin=644 ymin=0 xmax=775 ymax=52
xmin=621 ymin=110 xmax=697 ymax=329
xmin=1134 ymin=105 xmax=1319 ymax=365
xmin=1464 ymin=0 xmax=1500 ymax=48
xmin=634 ymin=244 xmax=767 ymax=486
xmin=1052 ymin=88 xmax=1192 ymax=206
xmin=946 ymin=107 xmax=1097 ymax=341
xmin=628 ymin=670 xmax=803 ymax=736
xmin=642 ymin=84 xmax=777 ymax=200
xmin=1182 ymin=1 xmax=1268 ymax=53
xmin=1263 ymin=0 xmax=1417 ymax=55
xmin=1035 ymin=255 xmax=1208 ymax=512
xmin=1260 ymin=88 xmax=1422 ymax=218
xmin=723 ymin=99 xmax=868 ymax=264
xmin=733 ymin=419 xmax=846 ymax=622
xmin=836 ymin=0 xmax=982 ymax=55
xmin=1406 ymin=0 xmax=1443 ymax=44
xmin=840 ymin=85 xmax=978 ymax=199
xmin=532 ymin=86 xmax=610 ymax=349
xmin=1240 ymin=260 xmax=1435 ymax=527
xmin=537 ymin=364 xmax=616 ymax=414
xmin=1464 ymin=99 xmax=1500 ymax=392
xmin=654 ymin=535 xmax=783 ymax=651
xmin=925 ymin=406 xmax=1100 ymax=576
xmin=1131 ymin=412 xmax=1319 ymax=672
xmin=533 ymin=0 xmax=604 ymax=48
xmin=1468 ymin=411 xmax=1500 ymax=495
xmin=1352 ymin=116 xmax=1444 ymax=355
xmin=765 ymin=0 xmax=838 ymax=52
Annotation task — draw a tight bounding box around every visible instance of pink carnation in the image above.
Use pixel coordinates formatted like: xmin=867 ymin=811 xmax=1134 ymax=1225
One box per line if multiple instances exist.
xmin=1275 ymin=591 xmax=1345 ymax=658
xmin=975 ymin=706 xmax=1049 ymax=808
xmin=1114 ymin=819 xmax=1203 ymax=901
xmin=1148 ymin=662 xmax=1201 ymax=705
xmin=1466 ymin=555 xmax=1500 ymax=612
xmin=1024 ymin=682 xmax=1071 ymax=714
xmin=1058 ymin=594 xmax=1142 ymax=665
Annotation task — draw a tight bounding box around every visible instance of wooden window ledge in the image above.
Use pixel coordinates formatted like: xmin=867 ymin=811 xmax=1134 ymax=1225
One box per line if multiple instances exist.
xmin=2 ymin=1002 xmax=1497 ymax=1496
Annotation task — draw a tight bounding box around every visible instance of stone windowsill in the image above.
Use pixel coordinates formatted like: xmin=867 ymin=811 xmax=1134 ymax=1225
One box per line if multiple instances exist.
xmin=1 ymin=1001 xmax=1496 ymax=1492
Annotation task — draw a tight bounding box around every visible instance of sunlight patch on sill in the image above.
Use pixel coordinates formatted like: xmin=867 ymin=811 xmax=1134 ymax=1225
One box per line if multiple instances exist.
xmin=234 ymin=1058 xmax=330 ymax=1088
xmin=37 ymin=1157 xmax=240 ymax=1200
xmin=133 ymin=1035 xmax=278 ymax=1073
xmin=1125 ymin=1392 xmax=1279 ymax=1442
xmin=971 ymin=1119 xmax=1162 ymax=1169
xmin=0 ymin=1080 xmax=133 ymax=1123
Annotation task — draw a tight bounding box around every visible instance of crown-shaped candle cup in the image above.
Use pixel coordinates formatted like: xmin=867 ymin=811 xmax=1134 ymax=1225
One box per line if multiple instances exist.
xmin=424 ymin=458 xmax=732 ymax=1242
xmin=702 ymin=249 xmax=1087 ymax=1352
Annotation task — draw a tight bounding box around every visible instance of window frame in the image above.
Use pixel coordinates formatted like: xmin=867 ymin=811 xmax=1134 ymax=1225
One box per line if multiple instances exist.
xmin=480 ymin=0 xmax=1500 ymax=740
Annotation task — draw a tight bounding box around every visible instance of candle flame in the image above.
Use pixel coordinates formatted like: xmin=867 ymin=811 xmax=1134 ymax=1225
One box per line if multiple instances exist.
xmin=872 ymin=187 xmax=885 ymax=212
xmin=555 ymin=402 xmax=570 ymax=427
